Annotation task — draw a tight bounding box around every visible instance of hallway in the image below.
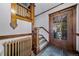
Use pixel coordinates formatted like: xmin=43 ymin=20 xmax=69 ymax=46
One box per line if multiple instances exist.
xmin=0 ymin=3 xmax=79 ymax=56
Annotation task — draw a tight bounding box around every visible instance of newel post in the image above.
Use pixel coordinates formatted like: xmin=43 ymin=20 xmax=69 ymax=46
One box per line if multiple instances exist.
xmin=32 ymin=27 xmax=40 ymax=54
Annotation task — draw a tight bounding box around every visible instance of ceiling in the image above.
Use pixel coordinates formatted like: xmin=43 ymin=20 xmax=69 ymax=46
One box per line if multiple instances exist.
xmin=35 ymin=3 xmax=61 ymax=16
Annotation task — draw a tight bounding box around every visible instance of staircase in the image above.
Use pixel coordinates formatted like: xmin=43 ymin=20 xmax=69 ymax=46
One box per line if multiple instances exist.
xmin=32 ymin=27 xmax=49 ymax=54
xmin=39 ymin=34 xmax=48 ymax=50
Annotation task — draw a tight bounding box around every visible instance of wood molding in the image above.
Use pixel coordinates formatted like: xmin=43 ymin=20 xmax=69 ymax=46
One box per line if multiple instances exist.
xmin=16 ymin=14 xmax=32 ymax=22
xmin=11 ymin=3 xmax=17 ymax=29
xmin=0 ymin=33 xmax=32 ymax=39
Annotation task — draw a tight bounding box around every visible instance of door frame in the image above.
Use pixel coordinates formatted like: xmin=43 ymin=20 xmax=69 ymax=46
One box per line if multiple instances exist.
xmin=49 ymin=5 xmax=76 ymax=52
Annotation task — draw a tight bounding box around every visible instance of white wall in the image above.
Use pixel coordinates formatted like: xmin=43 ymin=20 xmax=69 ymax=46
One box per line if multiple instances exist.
xmin=35 ymin=3 xmax=76 ymax=41
xmin=0 ymin=3 xmax=32 ymax=35
xmin=76 ymin=4 xmax=79 ymax=52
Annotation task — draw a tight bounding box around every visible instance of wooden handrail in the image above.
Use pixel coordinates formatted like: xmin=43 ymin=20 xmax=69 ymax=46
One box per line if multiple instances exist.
xmin=36 ymin=27 xmax=49 ymax=34
xmin=16 ymin=14 xmax=32 ymax=22
xmin=0 ymin=33 xmax=32 ymax=39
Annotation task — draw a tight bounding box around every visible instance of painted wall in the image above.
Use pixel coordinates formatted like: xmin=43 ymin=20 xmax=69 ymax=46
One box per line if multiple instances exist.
xmin=76 ymin=4 xmax=79 ymax=52
xmin=0 ymin=3 xmax=32 ymax=35
xmin=35 ymin=3 xmax=79 ymax=51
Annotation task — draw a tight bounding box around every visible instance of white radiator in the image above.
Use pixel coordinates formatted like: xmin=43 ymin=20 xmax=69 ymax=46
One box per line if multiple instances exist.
xmin=0 ymin=45 xmax=4 ymax=56
xmin=0 ymin=36 xmax=32 ymax=56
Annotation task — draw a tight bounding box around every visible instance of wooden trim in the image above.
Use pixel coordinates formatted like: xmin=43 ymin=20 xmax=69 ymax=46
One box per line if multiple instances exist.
xmin=16 ymin=14 xmax=32 ymax=22
xmin=0 ymin=33 xmax=32 ymax=39
xmin=72 ymin=5 xmax=76 ymax=52
xmin=11 ymin=3 xmax=17 ymax=29
xmin=31 ymin=3 xmax=36 ymax=54
xmin=49 ymin=4 xmax=77 ymax=16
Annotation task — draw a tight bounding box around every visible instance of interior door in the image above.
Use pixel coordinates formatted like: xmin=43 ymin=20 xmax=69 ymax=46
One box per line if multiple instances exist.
xmin=49 ymin=6 xmax=76 ymax=52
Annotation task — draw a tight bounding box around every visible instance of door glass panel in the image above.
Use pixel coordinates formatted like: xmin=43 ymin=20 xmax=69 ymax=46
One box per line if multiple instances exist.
xmin=61 ymin=15 xmax=67 ymax=40
xmin=53 ymin=15 xmax=67 ymax=40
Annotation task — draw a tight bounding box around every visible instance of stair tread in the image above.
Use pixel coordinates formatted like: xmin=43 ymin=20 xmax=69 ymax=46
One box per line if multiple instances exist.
xmin=40 ymin=38 xmax=46 ymax=45
xmin=40 ymin=41 xmax=48 ymax=50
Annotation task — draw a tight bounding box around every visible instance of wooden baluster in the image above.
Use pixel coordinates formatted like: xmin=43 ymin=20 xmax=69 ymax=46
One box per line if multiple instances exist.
xmin=19 ymin=6 xmax=21 ymax=16
xmin=26 ymin=9 xmax=28 ymax=17
xmin=19 ymin=5 xmax=21 ymax=16
xmin=18 ymin=5 xmax=19 ymax=15
xmin=21 ymin=7 xmax=22 ymax=16
xmin=28 ymin=11 xmax=30 ymax=17
xmin=24 ymin=8 xmax=26 ymax=17
xmin=25 ymin=9 xmax=27 ymax=17
xmin=22 ymin=8 xmax=24 ymax=17
xmin=22 ymin=7 xmax=23 ymax=16
xmin=23 ymin=8 xmax=25 ymax=17
xmin=17 ymin=4 xmax=19 ymax=15
xmin=16 ymin=4 xmax=18 ymax=15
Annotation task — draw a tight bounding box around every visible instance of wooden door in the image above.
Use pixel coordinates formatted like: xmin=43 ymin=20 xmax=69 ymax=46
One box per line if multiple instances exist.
xmin=49 ymin=5 xmax=76 ymax=52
